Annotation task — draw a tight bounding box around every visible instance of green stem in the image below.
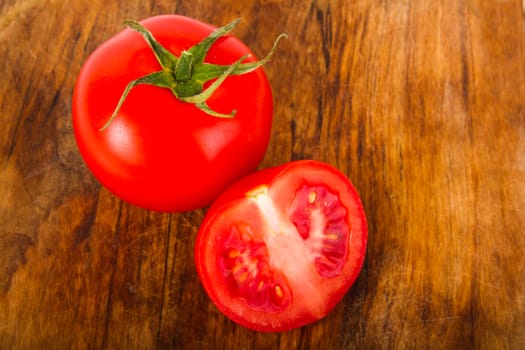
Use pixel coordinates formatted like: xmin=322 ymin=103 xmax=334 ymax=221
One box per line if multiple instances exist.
xmin=99 ymin=71 xmax=173 ymax=131
xmin=175 ymin=51 xmax=193 ymax=82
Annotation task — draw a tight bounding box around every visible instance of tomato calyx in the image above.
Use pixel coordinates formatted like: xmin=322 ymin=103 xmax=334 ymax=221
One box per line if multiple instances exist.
xmin=99 ymin=18 xmax=287 ymax=131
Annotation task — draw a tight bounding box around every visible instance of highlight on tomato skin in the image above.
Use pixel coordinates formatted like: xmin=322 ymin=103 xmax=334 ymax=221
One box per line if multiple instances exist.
xmin=195 ymin=160 xmax=368 ymax=332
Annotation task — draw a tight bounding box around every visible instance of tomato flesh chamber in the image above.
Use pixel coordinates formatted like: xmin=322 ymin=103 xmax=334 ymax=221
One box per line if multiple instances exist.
xmin=218 ymin=183 xmax=349 ymax=317
xmin=220 ymin=226 xmax=291 ymax=312
xmin=289 ymin=185 xmax=349 ymax=278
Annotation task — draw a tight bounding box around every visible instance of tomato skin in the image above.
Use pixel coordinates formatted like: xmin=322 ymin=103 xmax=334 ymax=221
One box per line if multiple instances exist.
xmin=72 ymin=15 xmax=273 ymax=212
xmin=195 ymin=160 xmax=367 ymax=332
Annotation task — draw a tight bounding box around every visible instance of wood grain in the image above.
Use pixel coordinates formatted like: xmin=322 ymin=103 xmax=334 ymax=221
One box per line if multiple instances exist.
xmin=1 ymin=0 xmax=524 ymax=348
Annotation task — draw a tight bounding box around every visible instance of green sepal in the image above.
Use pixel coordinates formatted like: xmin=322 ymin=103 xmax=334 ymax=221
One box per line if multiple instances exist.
xmin=189 ymin=18 xmax=241 ymax=65
xmin=99 ymin=71 xmax=175 ymax=131
xmin=192 ymin=33 xmax=288 ymax=82
xmin=123 ymin=20 xmax=178 ymax=70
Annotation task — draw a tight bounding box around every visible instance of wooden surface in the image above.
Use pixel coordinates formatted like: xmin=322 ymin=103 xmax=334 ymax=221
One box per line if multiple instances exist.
xmin=1 ymin=0 xmax=524 ymax=348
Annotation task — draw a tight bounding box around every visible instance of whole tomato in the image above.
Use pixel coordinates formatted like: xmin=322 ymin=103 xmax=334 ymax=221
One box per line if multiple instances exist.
xmin=195 ymin=160 xmax=368 ymax=332
xmin=73 ymin=15 xmax=283 ymax=212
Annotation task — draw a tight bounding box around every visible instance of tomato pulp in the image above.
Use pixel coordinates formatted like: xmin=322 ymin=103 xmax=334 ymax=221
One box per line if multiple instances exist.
xmin=72 ymin=15 xmax=275 ymax=212
xmin=195 ymin=160 xmax=367 ymax=332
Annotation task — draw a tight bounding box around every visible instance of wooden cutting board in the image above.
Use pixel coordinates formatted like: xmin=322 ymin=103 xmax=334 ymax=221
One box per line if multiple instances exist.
xmin=1 ymin=0 xmax=524 ymax=348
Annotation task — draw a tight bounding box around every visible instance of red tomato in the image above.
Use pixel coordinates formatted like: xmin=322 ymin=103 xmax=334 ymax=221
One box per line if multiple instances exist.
xmin=72 ymin=15 xmax=275 ymax=212
xmin=195 ymin=160 xmax=367 ymax=332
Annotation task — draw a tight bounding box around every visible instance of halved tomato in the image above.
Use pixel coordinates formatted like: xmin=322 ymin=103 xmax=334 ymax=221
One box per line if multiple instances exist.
xmin=195 ymin=160 xmax=367 ymax=332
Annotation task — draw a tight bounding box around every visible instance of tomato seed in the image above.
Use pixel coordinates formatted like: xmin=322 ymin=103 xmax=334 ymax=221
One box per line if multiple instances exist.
xmin=326 ymin=233 xmax=340 ymax=240
xmin=257 ymin=281 xmax=265 ymax=292
xmin=238 ymin=271 xmax=248 ymax=283
xmin=228 ymin=249 xmax=240 ymax=258
xmin=274 ymin=285 xmax=283 ymax=299
xmin=232 ymin=264 xmax=242 ymax=274
xmin=308 ymin=191 xmax=317 ymax=204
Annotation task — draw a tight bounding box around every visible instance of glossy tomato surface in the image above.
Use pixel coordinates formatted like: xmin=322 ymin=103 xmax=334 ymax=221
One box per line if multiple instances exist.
xmin=195 ymin=160 xmax=368 ymax=332
xmin=72 ymin=15 xmax=273 ymax=212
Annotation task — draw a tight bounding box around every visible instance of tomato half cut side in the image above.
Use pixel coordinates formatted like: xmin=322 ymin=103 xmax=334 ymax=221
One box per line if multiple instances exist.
xmin=195 ymin=160 xmax=367 ymax=332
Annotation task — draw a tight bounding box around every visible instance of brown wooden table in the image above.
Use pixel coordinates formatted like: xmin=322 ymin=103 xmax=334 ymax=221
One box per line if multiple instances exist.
xmin=1 ymin=0 xmax=524 ymax=348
